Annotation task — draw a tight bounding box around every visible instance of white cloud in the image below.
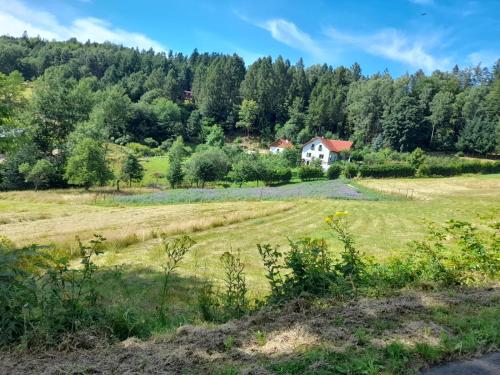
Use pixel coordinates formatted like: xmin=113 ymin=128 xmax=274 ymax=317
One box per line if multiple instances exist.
xmin=467 ymin=51 xmax=499 ymax=67
xmin=235 ymin=12 xmax=327 ymax=59
xmin=260 ymin=19 xmax=326 ymax=59
xmin=325 ymin=27 xmax=449 ymax=72
xmin=0 ymin=0 xmax=165 ymax=51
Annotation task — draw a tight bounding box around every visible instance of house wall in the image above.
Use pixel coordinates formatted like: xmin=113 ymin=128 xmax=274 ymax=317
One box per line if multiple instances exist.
xmin=301 ymin=140 xmax=336 ymax=171
xmin=270 ymin=146 xmax=285 ymax=154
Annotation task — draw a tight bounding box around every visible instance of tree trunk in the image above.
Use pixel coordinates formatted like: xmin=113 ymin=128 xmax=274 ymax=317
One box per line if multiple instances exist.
xmin=429 ymin=124 xmax=435 ymax=146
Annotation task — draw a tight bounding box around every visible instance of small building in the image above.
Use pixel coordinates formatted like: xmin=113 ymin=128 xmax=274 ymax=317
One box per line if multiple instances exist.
xmin=301 ymin=137 xmax=353 ymax=170
xmin=182 ymin=90 xmax=193 ymax=102
xmin=269 ymin=139 xmax=294 ymax=154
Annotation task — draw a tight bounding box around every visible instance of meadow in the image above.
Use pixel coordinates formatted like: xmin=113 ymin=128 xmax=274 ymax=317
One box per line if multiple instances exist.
xmin=1 ymin=175 xmax=498 ymax=330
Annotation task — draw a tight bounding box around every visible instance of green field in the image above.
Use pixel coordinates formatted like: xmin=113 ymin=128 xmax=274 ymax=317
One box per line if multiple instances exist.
xmin=1 ymin=175 xmax=498 ymax=331
xmin=139 ymin=155 xmax=169 ymax=186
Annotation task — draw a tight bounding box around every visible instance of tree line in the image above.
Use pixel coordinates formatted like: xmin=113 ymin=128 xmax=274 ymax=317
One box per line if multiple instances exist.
xmin=0 ymin=34 xmax=498 ymax=190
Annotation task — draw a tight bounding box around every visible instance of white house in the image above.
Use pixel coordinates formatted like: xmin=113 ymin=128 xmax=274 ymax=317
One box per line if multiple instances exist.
xmin=269 ymin=139 xmax=293 ymax=154
xmin=301 ymin=137 xmax=353 ymax=171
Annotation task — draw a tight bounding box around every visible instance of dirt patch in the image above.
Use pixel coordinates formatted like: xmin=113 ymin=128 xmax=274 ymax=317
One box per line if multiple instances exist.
xmin=1 ymin=287 xmax=498 ymax=374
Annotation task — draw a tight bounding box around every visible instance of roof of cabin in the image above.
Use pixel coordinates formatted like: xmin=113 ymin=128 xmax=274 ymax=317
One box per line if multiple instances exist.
xmin=269 ymin=139 xmax=294 ymax=149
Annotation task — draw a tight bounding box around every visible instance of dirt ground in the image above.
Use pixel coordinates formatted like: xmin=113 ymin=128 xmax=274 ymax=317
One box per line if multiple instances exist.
xmin=1 ymin=287 xmax=498 ymax=375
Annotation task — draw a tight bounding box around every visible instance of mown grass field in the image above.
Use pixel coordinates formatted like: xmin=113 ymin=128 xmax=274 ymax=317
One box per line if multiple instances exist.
xmin=0 ymin=175 xmax=498 ymax=331
xmin=139 ymin=155 xmax=169 ymax=186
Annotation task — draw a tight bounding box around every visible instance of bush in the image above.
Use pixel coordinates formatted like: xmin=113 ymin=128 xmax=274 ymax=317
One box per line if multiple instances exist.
xmin=0 ymin=235 xmax=108 ymax=347
xmin=156 ymin=235 xmax=195 ymax=323
xmin=261 ymin=167 xmax=292 ymax=186
xmin=258 ymin=156 xmax=292 ymax=186
xmin=258 ymin=212 xmax=367 ymax=302
xmin=342 ymin=163 xmax=359 ymax=178
xmin=418 ymin=159 xmax=500 ymax=177
xmin=143 ymin=137 xmax=158 ymax=148
xmin=23 ymin=159 xmax=57 ymax=190
xmin=359 ymin=163 xmax=416 ymax=178
xmin=326 ymin=164 xmax=342 ymax=180
xmin=408 ymin=147 xmax=426 ymax=169
xmin=183 ymin=147 xmax=230 ymax=187
xmin=197 ymin=251 xmax=248 ymax=322
xmin=259 ymin=213 xmax=499 ymax=305
xmin=126 ymin=142 xmax=154 ymax=157
xmin=298 ymin=165 xmax=324 ymax=181
xmin=374 ymin=220 xmax=500 ymax=288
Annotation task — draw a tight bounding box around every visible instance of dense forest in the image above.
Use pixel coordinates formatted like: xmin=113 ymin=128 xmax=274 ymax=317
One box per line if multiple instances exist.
xmin=0 ymin=35 xmax=499 ymax=190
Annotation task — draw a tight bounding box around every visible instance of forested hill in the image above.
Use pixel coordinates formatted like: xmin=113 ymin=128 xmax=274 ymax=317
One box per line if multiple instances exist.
xmin=0 ymin=35 xmax=499 ymax=159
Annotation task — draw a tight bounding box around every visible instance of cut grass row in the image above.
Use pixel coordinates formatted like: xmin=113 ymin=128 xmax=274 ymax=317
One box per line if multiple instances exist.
xmin=0 ymin=175 xmax=498 ymax=336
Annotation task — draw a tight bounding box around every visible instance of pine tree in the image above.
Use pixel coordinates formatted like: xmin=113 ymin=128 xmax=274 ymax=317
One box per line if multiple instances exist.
xmin=121 ymin=153 xmax=144 ymax=187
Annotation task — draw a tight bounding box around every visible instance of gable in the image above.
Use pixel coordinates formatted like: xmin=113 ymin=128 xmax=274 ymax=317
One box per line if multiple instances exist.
xmin=302 ymin=137 xmax=352 ymax=153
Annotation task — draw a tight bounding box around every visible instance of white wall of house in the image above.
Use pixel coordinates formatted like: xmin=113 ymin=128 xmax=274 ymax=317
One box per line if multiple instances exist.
xmin=269 ymin=146 xmax=285 ymax=154
xmin=301 ymin=140 xmax=337 ymax=171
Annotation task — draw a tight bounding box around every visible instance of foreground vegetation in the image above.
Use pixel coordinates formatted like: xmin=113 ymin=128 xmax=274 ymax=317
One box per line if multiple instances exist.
xmin=0 ymin=177 xmax=498 ymax=355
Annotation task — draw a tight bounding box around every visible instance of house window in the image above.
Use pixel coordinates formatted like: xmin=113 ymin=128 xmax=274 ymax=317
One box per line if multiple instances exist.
xmin=318 ymin=145 xmax=323 ymax=151
xmin=319 ymin=154 xmax=324 ymax=159
xmin=306 ymin=152 xmax=311 ymax=157
xmin=276 ymin=149 xmax=280 ymax=153
xmin=311 ymin=144 xmax=315 ymax=150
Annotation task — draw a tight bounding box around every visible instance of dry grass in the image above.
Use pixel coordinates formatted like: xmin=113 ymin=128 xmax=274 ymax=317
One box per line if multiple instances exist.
xmin=0 ymin=200 xmax=294 ymax=249
xmin=1 ymin=175 xmax=498 ymax=294
xmin=358 ymin=174 xmax=500 ymax=200
xmin=1 ymin=287 xmax=497 ymax=374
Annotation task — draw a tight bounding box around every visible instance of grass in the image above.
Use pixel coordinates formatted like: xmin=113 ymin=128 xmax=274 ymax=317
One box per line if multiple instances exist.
xmin=139 ymin=155 xmax=169 ymax=187
xmin=268 ymin=299 xmax=500 ymax=375
xmin=0 ymin=175 xmax=498 ymax=335
xmin=104 ymin=179 xmax=374 ymax=206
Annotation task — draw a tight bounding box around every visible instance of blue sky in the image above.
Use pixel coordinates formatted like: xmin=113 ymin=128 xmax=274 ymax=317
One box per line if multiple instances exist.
xmin=0 ymin=0 xmax=499 ymax=76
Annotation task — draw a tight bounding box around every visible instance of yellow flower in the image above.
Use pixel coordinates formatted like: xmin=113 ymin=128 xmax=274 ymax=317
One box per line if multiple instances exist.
xmin=335 ymin=211 xmax=348 ymax=217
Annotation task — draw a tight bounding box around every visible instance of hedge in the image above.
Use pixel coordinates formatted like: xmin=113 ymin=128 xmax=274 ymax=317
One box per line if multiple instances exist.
xmin=261 ymin=167 xmax=292 ymax=185
xmin=327 ymin=164 xmax=342 ymax=180
xmin=418 ymin=160 xmax=500 ymax=177
xmin=342 ymin=163 xmax=359 ymax=179
xmin=298 ymin=165 xmax=324 ymax=181
xmin=359 ymin=163 xmax=416 ymax=178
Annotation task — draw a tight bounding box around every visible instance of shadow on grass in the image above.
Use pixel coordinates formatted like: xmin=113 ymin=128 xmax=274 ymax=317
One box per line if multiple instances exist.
xmin=96 ymin=265 xmax=205 ymax=337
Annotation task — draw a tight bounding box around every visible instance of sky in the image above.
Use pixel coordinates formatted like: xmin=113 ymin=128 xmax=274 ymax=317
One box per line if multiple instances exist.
xmin=0 ymin=0 xmax=499 ymax=76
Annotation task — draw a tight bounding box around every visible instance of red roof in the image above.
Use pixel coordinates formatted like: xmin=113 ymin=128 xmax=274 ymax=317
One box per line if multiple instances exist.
xmin=305 ymin=137 xmax=353 ymax=153
xmin=270 ymin=139 xmax=294 ymax=149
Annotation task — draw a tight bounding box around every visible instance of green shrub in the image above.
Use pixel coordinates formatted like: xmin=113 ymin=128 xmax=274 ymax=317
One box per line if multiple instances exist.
xmin=156 ymin=235 xmax=195 ymax=323
xmin=220 ymin=251 xmax=248 ymax=319
xmin=418 ymin=159 xmax=500 ymax=177
xmin=197 ymin=251 xmax=248 ymax=322
xmin=481 ymin=161 xmax=500 ymax=174
xmin=408 ymin=147 xmax=426 ymax=169
xmin=374 ymin=220 xmax=499 ymax=288
xmin=342 ymin=163 xmax=359 ymax=178
xmin=126 ymin=142 xmax=154 ymax=157
xmin=259 ymin=213 xmax=499 ymax=304
xmin=0 ymin=235 xmax=108 ymax=348
xmin=298 ymin=165 xmax=324 ymax=181
xmin=358 ymin=163 xmax=416 ymax=178
xmin=260 ymin=166 xmax=292 ymax=186
xmin=326 ymin=164 xmax=342 ymax=180
xmin=258 ymin=212 xmax=367 ymax=302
